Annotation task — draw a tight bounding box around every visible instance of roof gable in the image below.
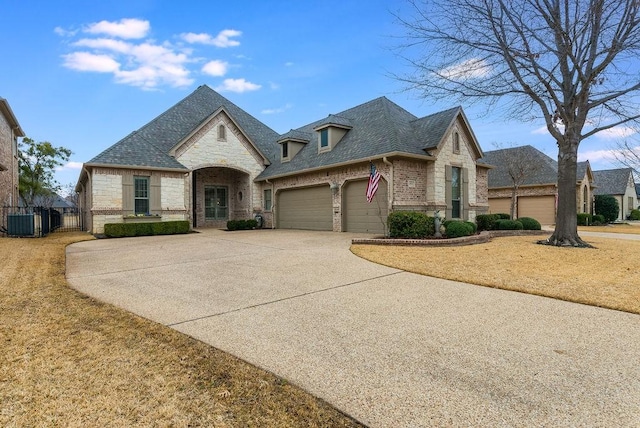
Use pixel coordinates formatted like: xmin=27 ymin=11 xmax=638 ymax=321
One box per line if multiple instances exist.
xmin=593 ymin=168 xmax=634 ymax=195
xmin=0 ymin=98 xmax=25 ymax=137
xmin=87 ymin=85 xmax=279 ymax=169
xmin=257 ymin=97 xmax=468 ymax=180
xmin=481 ymin=145 xmax=558 ymax=188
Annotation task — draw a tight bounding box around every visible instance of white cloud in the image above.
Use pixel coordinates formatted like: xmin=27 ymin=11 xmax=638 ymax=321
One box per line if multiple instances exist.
xmin=54 ymin=26 xmax=77 ymax=37
xmin=85 ymin=18 xmax=150 ymax=39
xmin=594 ymin=126 xmax=637 ymax=140
xmin=62 ymin=52 xmax=120 ymax=72
xmin=74 ymin=38 xmax=132 ymax=54
xmin=56 ymin=161 xmax=84 ymax=171
xmin=262 ymin=103 xmax=292 ymax=114
xmin=285 ymin=62 xmax=294 ymax=67
xmin=269 ymin=81 xmax=280 ymax=90
xmin=215 ymin=78 xmax=261 ymax=93
xmin=202 ymin=60 xmax=228 ymax=76
xmin=180 ymin=29 xmax=241 ymax=47
xmin=59 ymin=18 xmax=246 ymax=89
xmin=438 ymin=58 xmax=492 ymax=79
xmin=532 ymin=125 xmax=550 ymax=135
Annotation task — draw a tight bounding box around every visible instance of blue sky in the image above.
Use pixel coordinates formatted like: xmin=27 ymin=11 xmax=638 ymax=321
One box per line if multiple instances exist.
xmin=1 ymin=0 xmax=633 ymax=190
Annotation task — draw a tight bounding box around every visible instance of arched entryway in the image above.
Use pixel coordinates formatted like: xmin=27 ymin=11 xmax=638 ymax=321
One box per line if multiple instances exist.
xmin=192 ymin=166 xmax=252 ymax=228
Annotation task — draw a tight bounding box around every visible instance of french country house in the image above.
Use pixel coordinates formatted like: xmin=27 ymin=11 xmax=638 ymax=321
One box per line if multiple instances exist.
xmin=0 ymin=97 xmax=25 ymax=207
xmin=77 ymin=85 xmax=490 ymax=234
xmin=481 ymin=145 xmax=595 ymax=225
xmin=593 ymin=168 xmax=638 ymax=221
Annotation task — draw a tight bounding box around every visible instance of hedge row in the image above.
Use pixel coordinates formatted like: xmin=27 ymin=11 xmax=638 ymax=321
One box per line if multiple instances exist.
xmin=104 ymin=220 xmax=190 ymax=237
xmin=629 ymin=209 xmax=640 ymax=221
xmin=227 ymin=219 xmax=258 ymax=231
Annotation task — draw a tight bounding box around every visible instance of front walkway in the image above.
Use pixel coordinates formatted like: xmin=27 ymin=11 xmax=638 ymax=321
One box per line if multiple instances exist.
xmin=66 ymin=229 xmax=640 ymax=427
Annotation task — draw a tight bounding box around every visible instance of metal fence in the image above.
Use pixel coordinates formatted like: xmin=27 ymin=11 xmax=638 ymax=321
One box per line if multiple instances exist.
xmin=0 ymin=206 xmax=84 ymax=237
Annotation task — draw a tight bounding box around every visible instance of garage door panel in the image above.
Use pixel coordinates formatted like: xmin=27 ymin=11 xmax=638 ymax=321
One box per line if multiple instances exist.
xmin=518 ymin=196 xmax=555 ymax=225
xmin=489 ymin=198 xmax=511 ymax=215
xmin=278 ymin=186 xmax=332 ymax=231
xmin=344 ymin=179 xmax=388 ymax=234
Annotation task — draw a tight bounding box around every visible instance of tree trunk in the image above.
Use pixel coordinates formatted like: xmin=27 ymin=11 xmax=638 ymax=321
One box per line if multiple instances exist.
xmin=539 ymin=140 xmax=593 ymax=247
xmin=510 ymin=186 xmax=517 ymax=219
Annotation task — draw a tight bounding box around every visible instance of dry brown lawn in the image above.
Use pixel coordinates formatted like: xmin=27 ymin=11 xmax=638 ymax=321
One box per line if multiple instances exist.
xmin=352 ymin=235 xmax=640 ymax=314
xmin=578 ymin=223 xmax=640 ymax=234
xmin=0 ymin=232 xmax=362 ymax=427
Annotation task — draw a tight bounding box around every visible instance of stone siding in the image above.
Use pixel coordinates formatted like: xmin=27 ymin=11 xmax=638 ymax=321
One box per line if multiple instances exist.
xmin=89 ymin=167 xmax=187 ymax=234
xmin=193 ymin=167 xmax=252 ymax=228
xmin=0 ymin=112 xmax=18 ymax=206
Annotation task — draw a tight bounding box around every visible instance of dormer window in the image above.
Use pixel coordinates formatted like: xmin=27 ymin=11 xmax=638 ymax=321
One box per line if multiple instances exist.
xmin=282 ymin=141 xmax=289 ymax=159
xmin=320 ymin=129 xmax=329 ymax=148
xmin=218 ymin=124 xmax=226 ymax=141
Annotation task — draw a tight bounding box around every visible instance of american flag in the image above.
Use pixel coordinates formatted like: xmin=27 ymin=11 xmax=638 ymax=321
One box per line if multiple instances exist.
xmin=366 ymin=162 xmax=381 ymax=203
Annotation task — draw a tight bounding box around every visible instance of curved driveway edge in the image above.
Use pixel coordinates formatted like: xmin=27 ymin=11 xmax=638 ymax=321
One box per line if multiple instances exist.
xmin=67 ymin=229 xmax=640 ymax=427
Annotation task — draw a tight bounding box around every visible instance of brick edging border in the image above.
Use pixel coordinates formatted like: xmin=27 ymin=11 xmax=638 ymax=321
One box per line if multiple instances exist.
xmin=351 ymin=230 xmax=549 ymax=247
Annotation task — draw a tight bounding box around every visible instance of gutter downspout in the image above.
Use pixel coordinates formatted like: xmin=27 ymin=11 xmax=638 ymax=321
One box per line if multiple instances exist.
xmin=266 ymin=178 xmax=275 ymax=229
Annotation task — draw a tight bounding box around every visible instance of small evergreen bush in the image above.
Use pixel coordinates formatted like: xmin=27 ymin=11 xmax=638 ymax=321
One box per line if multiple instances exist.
xmin=595 ymin=195 xmax=619 ymax=223
xmin=476 ymin=214 xmax=499 ymax=231
xmin=494 ymin=219 xmax=524 ymax=230
xmin=445 ymin=220 xmax=473 ymax=238
xmin=629 ymin=209 xmax=640 ymax=221
xmin=388 ymin=211 xmax=435 ymax=238
xmin=517 ymin=217 xmax=541 ymax=230
xmin=495 ymin=213 xmax=511 ymax=220
xmin=577 ymin=213 xmax=593 ymax=226
xmin=592 ymin=214 xmax=606 ymax=225
xmin=465 ymin=221 xmax=478 ymax=234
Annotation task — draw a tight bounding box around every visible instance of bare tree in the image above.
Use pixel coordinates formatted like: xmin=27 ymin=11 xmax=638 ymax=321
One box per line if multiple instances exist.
xmin=611 ymin=138 xmax=640 ymax=179
xmin=395 ymin=0 xmax=640 ymax=247
xmin=490 ymin=145 xmax=543 ymax=219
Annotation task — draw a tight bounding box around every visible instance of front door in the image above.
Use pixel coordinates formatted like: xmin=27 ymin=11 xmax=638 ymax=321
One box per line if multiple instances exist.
xmin=204 ymin=186 xmax=228 ymax=220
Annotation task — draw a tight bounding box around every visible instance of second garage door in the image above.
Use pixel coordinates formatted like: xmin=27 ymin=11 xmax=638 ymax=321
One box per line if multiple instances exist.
xmin=277 ymin=186 xmax=332 ymax=230
xmin=343 ymin=179 xmax=388 ymax=234
xmin=518 ymin=195 xmax=556 ymax=225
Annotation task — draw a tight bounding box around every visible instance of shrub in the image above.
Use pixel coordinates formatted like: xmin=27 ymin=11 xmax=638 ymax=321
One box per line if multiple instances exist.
xmin=388 ymin=211 xmax=435 ymax=238
xmin=494 ymin=219 xmax=524 ymax=230
xmin=592 ymin=214 xmax=606 ymax=225
xmin=629 ymin=209 xmax=640 ymax=221
xmin=517 ymin=217 xmax=541 ymax=230
xmin=227 ymin=219 xmax=258 ymax=231
xmin=445 ymin=220 xmax=474 ymax=238
xmin=104 ymin=220 xmax=190 ymax=237
xmin=476 ymin=214 xmax=499 ymax=231
xmin=495 ymin=213 xmax=511 ymax=220
xmin=577 ymin=213 xmax=593 ymax=226
xmin=595 ymin=195 xmax=619 ymax=223
xmin=465 ymin=221 xmax=478 ymax=234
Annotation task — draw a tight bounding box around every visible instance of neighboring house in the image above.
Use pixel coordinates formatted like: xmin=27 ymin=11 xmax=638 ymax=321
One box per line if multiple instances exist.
xmin=20 ymin=193 xmax=75 ymax=212
xmin=593 ymin=168 xmax=638 ymax=221
xmin=77 ymin=85 xmax=490 ymax=234
xmin=0 ymin=98 xmax=25 ymax=207
xmin=636 ymin=183 xmax=640 ymax=204
xmin=481 ymin=145 xmax=595 ymax=225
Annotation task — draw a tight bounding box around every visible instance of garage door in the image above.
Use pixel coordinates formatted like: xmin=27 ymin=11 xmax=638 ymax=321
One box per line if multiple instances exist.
xmin=489 ymin=198 xmax=511 ymax=216
xmin=343 ymin=179 xmax=388 ymax=234
xmin=518 ymin=195 xmax=556 ymax=225
xmin=277 ymin=186 xmax=332 ymax=230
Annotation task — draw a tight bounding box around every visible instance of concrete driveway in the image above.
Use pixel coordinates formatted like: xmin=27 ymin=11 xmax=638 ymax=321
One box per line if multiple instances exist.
xmin=66 ymin=229 xmax=640 ymax=427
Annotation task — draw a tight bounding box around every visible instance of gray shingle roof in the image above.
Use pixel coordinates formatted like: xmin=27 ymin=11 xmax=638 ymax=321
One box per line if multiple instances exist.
xmin=87 ymin=86 xmax=474 ymax=180
xmin=593 ymin=168 xmax=634 ymax=195
xmin=88 ymin=85 xmax=280 ymax=169
xmin=481 ymin=145 xmax=558 ymax=188
xmin=256 ymin=98 xmax=462 ymax=180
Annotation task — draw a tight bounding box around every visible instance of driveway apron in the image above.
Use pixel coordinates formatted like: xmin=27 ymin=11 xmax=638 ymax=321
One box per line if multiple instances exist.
xmin=67 ymin=229 xmax=640 ymax=427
